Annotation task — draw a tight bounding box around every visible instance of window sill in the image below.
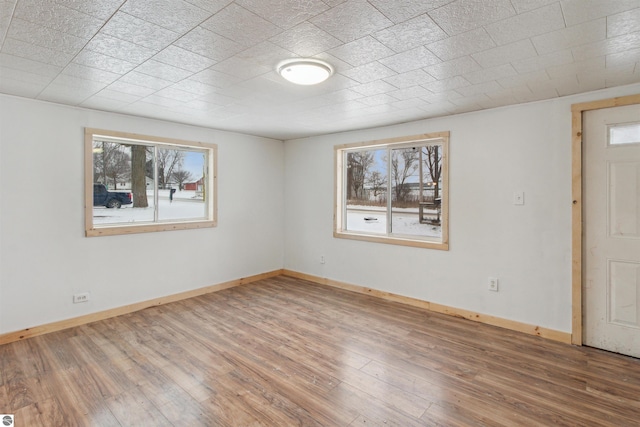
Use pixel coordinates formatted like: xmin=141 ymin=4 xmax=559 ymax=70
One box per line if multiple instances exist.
xmin=334 ymin=230 xmax=449 ymax=250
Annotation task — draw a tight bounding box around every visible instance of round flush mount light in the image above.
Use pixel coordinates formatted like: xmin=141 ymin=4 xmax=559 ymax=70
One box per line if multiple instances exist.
xmin=277 ymin=58 xmax=333 ymax=85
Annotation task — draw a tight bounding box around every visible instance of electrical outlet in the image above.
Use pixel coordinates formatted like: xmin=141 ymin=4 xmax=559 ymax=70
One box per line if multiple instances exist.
xmin=73 ymin=292 xmax=90 ymax=303
xmin=320 ymin=255 xmax=325 ymax=264
xmin=488 ymin=277 xmax=499 ymax=292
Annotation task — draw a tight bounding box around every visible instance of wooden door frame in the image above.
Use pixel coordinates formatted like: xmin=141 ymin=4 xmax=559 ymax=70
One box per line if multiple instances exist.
xmin=571 ymin=94 xmax=640 ymax=345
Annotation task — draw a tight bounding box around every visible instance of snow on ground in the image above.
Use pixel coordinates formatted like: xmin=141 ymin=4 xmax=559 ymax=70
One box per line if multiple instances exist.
xmin=346 ymin=205 xmax=441 ymax=238
xmin=93 ymin=190 xmax=206 ymax=225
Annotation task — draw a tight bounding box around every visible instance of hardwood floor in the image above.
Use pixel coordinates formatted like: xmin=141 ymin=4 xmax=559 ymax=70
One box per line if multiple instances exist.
xmin=1 ymin=275 xmax=640 ymax=426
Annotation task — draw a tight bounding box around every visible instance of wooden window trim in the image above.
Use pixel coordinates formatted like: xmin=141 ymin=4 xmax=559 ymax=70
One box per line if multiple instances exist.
xmin=84 ymin=128 xmax=217 ymax=237
xmin=334 ymin=132 xmax=449 ymax=250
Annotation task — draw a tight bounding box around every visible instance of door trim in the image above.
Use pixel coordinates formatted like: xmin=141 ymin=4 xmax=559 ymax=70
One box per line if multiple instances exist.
xmin=571 ymin=94 xmax=640 ymax=345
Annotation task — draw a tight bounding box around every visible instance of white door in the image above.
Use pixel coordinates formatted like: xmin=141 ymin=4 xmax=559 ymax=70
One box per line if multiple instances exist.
xmin=584 ymin=103 xmax=640 ymax=358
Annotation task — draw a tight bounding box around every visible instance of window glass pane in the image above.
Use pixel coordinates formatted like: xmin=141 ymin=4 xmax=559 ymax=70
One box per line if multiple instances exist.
xmin=157 ymin=148 xmax=207 ymax=221
xmin=92 ymin=140 xmax=154 ymax=225
xmin=389 ymin=146 xmax=441 ymax=239
xmin=609 ymin=123 xmax=640 ymax=145
xmin=345 ymin=149 xmax=387 ymax=234
xmin=335 ymin=132 xmax=448 ymax=249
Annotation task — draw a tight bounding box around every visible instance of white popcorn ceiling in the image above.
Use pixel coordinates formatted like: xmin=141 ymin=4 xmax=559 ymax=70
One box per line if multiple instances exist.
xmin=0 ymin=0 xmax=639 ymax=140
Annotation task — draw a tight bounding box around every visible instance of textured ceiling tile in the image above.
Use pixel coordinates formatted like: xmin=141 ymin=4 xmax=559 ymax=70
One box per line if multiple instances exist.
xmin=471 ymin=39 xmax=537 ymax=68
xmin=339 ymin=61 xmax=396 ymax=83
xmin=170 ymin=79 xmax=220 ymax=95
xmin=14 ymin=0 xmax=103 ymax=39
xmin=85 ymin=33 xmax=156 ymax=63
xmin=455 ymin=81 xmax=502 ymax=97
xmin=572 ymin=32 xmax=640 ymax=61
xmin=1 ymin=37 xmax=74 ymax=67
xmin=107 ymin=80 xmax=156 ymax=97
xmin=358 ymin=93 xmax=399 ymax=107
xmin=8 ymin=18 xmax=86 ymax=54
xmin=212 ymin=56 xmax=272 ymax=80
xmin=547 ymin=57 xmax=605 ymax=82
xmin=154 ymin=86 xmax=202 ymax=102
xmin=0 ymin=65 xmax=55 ymax=86
xmin=388 ymin=85 xmax=431 ymax=100
xmin=73 ymin=50 xmax=138 ymax=74
xmin=50 ymin=74 xmax=109 ymax=92
xmin=509 ymin=0 xmax=557 ymax=13
xmin=485 ymin=3 xmax=565 ymax=46
xmin=62 ymin=63 xmax=121 ymax=84
xmin=121 ymin=0 xmax=213 ymax=34
xmin=0 ymin=76 xmax=47 ymax=97
xmin=174 ymin=27 xmax=244 ymax=62
xmin=607 ymin=46 xmax=640 ymax=68
xmin=373 ymin=14 xmax=447 ymax=53
xmin=55 ymin=0 xmax=126 ymax=20
xmin=512 ymin=49 xmax=574 ymax=74
xmin=140 ymin=94 xmax=186 ymax=108
xmin=428 ymin=0 xmax=516 ymax=36
xmin=604 ymin=63 xmax=639 ymax=87
xmin=463 ymin=63 xmax=517 ymax=84
xmin=384 ymin=69 xmax=435 ymax=88
xmin=182 ymin=0 xmax=232 ymax=13
xmin=94 ymin=87 xmax=144 ymax=103
xmin=561 ymin=0 xmax=640 ymax=26
xmin=236 ymin=0 xmax=329 ymax=29
xmin=201 ymin=3 xmax=281 ymax=47
xmin=38 ymin=84 xmax=98 ymax=104
xmin=367 ymin=0 xmax=451 ymax=23
xmin=197 ymin=91 xmax=238 ymax=106
xmin=607 ymin=7 xmax=640 ymax=37
xmin=379 ymin=46 xmax=441 ymax=73
xmin=422 ymin=76 xmax=470 ymax=93
xmin=0 ymin=0 xmax=18 ymax=43
xmin=118 ymin=70 xmax=173 ymax=90
xmin=497 ymin=70 xmax=549 ymax=88
xmin=152 ymin=45 xmax=215 ymax=73
xmin=81 ymin=95 xmax=130 ymax=110
xmin=328 ymin=36 xmax=395 ymax=67
xmin=269 ymin=22 xmax=342 ymax=57
xmin=101 ymin=12 xmax=180 ymax=51
xmin=311 ymin=0 xmax=393 ymax=43
xmin=392 ymin=97 xmax=427 ymax=110
xmin=134 ymin=60 xmax=192 ymax=82
xmin=351 ymin=80 xmax=397 ymax=96
xmin=0 ymin=53 xmax=62 ymax=77
xmin=532 ymin=18 xmax=606 ymax=55
xmin=236 ymin=41 xmax=296 ymax=68
xmin=427 ymin=28 xmax=495 ymax=61
xmin=423 ymin=56 xmax=481 ymax=79
xmin=190 ymin=68 xmax=243 ymax=88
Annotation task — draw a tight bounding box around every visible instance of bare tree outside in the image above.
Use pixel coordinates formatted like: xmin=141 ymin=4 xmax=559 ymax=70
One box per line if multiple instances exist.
xmin=172 ymin=169 xmax=193 ymax=191
xmin=93 ymin=141 xmax=130 ymax=189
xmin=423 ymin=145 xmax=442 ymax=200
xmin=157 ymin=149 xmax=185 ymax=189
xmin=366 ymin=170 xmax=387 ymax=200
xmin=391 ymin=148 xmax=418 ymax=203
xmin=131 ymin=145 xmax=149 ymax=208
xmin=346 ymin=151 xmax=374 ymax=200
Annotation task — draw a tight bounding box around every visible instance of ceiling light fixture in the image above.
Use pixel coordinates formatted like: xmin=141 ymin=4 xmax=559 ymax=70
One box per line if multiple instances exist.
xmin=277 ymin=58 xmax=333 ymax=85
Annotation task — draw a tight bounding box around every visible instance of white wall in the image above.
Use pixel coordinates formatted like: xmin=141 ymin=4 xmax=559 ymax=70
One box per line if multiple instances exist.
xmin=284 ymin=83 xmax=640 ymax=334
xmin=0 ymin=95 xmax=285 ymax=334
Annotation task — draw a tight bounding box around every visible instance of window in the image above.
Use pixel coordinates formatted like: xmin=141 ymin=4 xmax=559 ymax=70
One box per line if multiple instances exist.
xmin=608 ymin=122 xmax=640 ymax=145
xmin=85 ymin=128 xmax=217 ymax=237
xmin=335 ymin=132 xmax=449 ymax=250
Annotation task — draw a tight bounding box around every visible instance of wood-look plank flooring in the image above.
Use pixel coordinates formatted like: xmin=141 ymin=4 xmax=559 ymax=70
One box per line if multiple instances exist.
xmin=1 ymin=275 xmax=640 ymax=426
